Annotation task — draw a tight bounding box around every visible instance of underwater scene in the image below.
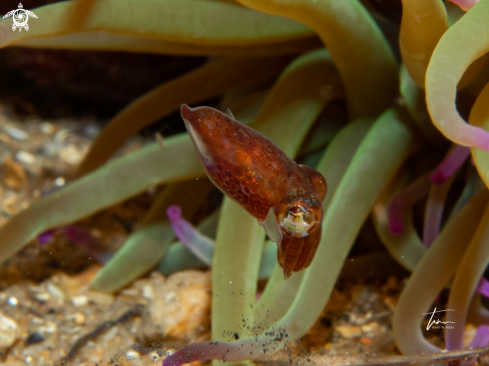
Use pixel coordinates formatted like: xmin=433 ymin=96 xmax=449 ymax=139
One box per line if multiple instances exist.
xmin=2 ymin=0 xmax=489 ymax=364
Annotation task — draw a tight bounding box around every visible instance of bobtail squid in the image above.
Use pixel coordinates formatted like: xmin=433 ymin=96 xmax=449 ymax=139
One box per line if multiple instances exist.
xmin=180 ymin=104 xmax=327 ymax=278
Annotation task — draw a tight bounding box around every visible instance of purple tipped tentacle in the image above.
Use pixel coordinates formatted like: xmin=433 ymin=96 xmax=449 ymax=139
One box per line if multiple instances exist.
xmin=470 ymin=325 xmax=489 ymax=348
xmin=476 ymin=278 xmax=489 ymax=298
xmin=37 ymin=229 xmax=57 ymax=244
xmin=166 ymin=205 xmax=214 ymax=265
xmin=424 ymin=145 xmax=470 ymax=247
xmin=387 ymin=172 xmax=432 ymax=234
xmin=424 ymin=145 xmax=469 ymax=247
xmin=38 ymin=226 xmax=109 ymax=264
xmin=163 ymin=340 xmax=255 ymax=366
xmin=166 ymin=205 xmax=183 ymax=221
xmin=65 ymin=226 xmax=97 ymax=249
xmin=387 ymin=200 xmax=404 ymax=235
xmin=447 ymin=325 xmax=489 ymax=366
xmin=445 ymin=0 xmax=480 ymax=11
xmin=162 ymin=320 xmax=297 ymax=366
xmin=431 ymin=145 xmax=470 ymax=185
xmin=64 ymin=225 xmax=110 ymax=264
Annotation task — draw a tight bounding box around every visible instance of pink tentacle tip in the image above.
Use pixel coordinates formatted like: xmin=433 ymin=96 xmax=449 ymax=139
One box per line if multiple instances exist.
xmin=445 ymin=0 xmax=480 ymax=11
xmin=388 ymin=219 xmax=404 ymax=235
xmin=37 ymin=229 xmax=57 ymax=244
xmin=431 ymin=145 xmax=471 ymax=185
xmin=470 ymin=325 xmax=489 ymax=348
xmin=167 ymin=205 xmax=183 ymax=222
xmin=476 ymin=277 xmax=489 ymax=298
xmin=387 ymin=203 xmax=404 ymax=235
xmin=163 ymin=342 xmax=229 ymax=366
xmin=163 ymin=348 xmax=192 ymax=366
xmin=386 ymin=173 xmax=432 ymax=235
xmin=64 ymin=225 xmax=93 ymax=244
xmin=430 ymin=170 xmax=447 ymax=185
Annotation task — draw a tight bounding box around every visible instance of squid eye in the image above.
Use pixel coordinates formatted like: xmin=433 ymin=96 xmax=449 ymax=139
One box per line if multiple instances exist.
xmin=280 ymin=204 xmax=319 ymax=236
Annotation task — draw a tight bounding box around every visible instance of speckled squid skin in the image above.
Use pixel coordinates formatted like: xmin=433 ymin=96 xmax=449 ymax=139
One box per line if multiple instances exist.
xmin=181 ymin=104 xmax=327 ymax=278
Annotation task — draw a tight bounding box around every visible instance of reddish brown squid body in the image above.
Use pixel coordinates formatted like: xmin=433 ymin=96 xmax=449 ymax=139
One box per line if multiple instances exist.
xmin=181 ymin=104 xmax=327 ymax=278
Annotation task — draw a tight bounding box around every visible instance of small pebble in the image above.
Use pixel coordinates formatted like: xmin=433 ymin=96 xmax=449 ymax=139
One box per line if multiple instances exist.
xmin=54 ymin=129 xmax=69 ymax=142
xmin=361 ymin=322 xmax=382 ymax=335
xmin=142 ymin=285 xmax=154 ymax=300
xmin=73 ymin=312 xmax=86 ymax=325
xmin=145 ymin=271 xmax=211 ymax=340
xmin=86 ymin=291 xmax=114 ymax=306
xmin=0 ymin=312 xmax=18 ymax=348
xmin=60 ymin=144 xmax=83 ymax=165
xmin=72 ymin=295 xmax=88 ymax=307
xmin=55 ymin=177 xmax=65 ymax=186
xmin=126 ymin=350 xmax=140 ymax=360
xmin=35 ymin=292 xmax=50 ymax=302
xmin=40 ymin=122 xmax=56 ymax=134
xmin=25 ymin=332 xmax=45 ymax=346
xmin=38 ymin=321 xmax=57 ymax=334
xmin=336 ymin=325 xmax=362 ymax=339
xmin=46 ymin=282 xmax=65 ymax=299
xmin=4 ymin=125 xmax=28 ymax=140
xmin=16 ymin=151 xmax=36 ymax=165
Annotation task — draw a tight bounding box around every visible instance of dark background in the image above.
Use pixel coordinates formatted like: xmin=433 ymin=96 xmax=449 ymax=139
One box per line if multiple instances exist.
xmin=0 ymin=0 xmax=402 ymax=122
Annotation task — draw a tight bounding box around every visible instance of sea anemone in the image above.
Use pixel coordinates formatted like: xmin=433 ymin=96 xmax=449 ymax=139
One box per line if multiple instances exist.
xmin=1 ymin=0 xmax=489 ymax=364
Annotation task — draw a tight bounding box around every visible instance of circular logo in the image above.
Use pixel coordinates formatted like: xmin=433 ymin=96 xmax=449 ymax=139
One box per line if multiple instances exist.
xmin=3 ymin=3 xmax=38 ymax=32
xmin=12 ymin=8 xmax=29 ymax=30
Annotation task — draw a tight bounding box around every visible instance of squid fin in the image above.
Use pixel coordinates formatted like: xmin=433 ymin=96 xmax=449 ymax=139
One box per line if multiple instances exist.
xmin=225 ymin=108 xmax=235 ymax=119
